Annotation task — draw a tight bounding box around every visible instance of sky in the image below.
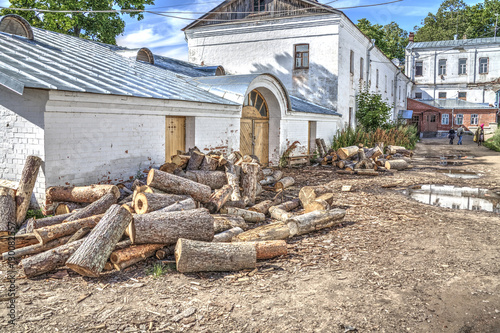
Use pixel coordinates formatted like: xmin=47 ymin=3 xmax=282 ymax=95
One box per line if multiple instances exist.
xmin=0 ymin=0 xmax=487 ymax=60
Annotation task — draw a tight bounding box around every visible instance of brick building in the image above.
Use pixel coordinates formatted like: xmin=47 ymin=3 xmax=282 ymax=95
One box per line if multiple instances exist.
xmin=407 ymin=98 xmax=498 ymax=137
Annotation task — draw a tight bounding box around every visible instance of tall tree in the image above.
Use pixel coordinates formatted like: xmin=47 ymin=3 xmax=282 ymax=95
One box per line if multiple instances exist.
xmin=1 ymin=0 xmax=154 ymax=45
xmin=357 ymin=19 xmax=408 ymax=63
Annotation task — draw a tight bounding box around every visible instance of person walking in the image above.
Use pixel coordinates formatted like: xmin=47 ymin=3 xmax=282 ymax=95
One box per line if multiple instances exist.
xmin=448 ymin=127 xmax=456 ymax=145
xmin=475 ymin=124 xmax=485 ymax=146
xmin=456 ymin=125 xmax=464 ymax=145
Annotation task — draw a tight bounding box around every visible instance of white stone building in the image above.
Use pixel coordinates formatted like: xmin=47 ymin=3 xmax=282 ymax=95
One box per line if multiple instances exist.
xmin=183 ymin=0 xmax=411 ymax=126
xmin=0 ymin=14 xmax=339 ymax=205
xmin=406 ymin=33 xmax=500 ymax=109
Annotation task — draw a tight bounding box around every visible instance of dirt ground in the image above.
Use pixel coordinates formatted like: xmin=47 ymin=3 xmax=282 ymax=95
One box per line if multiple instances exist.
xmin=1 ymin=134 xmax=500 ymax=333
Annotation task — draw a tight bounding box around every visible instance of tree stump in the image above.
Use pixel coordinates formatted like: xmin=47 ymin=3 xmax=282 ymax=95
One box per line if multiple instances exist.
xmin=66 ymin=205 xmax=133 ymax=277
xmin=16 ymin=155 xmax=42 ymax=226
xmin=304 ymin=193 xmax=334 ymax=213
xmin=147 ymin=169 xmax=212 ymax=204
xmin=299 ymin=184 xmax=337 ymax=208
xmin=46 ymin=185 xmax=120 ymax=204
xmin=130 ymin=208 xmax=214 ymax=244
xmin=0 ymin=187 xmax=16 ymax=236
xmin=34 ymin=214 xmax=104 ymax=245
xmin=232 ymin=222 xmax=291 ymax=242
xmin=241 ymin=163 xmax=260 ymax=205
xmin=337 ymin=146 xmax=359 ymax=160
xmin=206 ymin=185 xmax=233 ymax=214
xmin=175 ymin=238 xmax=256 ymax=273
xmin=134 ymin=192 xmax=188 ymax=214
xmin=64 ymin=192 xmax=117 ymax=222
xmin=213 ymin=215 xmax=248 ymax=233
xmin=287 ymin=209 xmax=346 ymax=237
xmin=213 ymin=227 xmax=244 ymax=242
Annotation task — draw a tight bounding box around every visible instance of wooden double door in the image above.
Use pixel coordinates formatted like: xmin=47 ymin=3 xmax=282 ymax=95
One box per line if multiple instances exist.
xmin=240 ymin=90 xmax=270 ymax=165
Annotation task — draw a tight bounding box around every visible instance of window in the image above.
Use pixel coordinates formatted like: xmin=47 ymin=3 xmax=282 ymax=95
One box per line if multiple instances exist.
xmin=459 ymin=58 xmax=467 ymax=75
xmin=399 ymin=86 xmax=401 ymax=100
xmin=479 ymin=57 xmax=489 ymax=74
xmin=350 ymin=50 xmax=354 ymax=74
xmin=456 ymin=114 xmax=463 ymax=125
xmin=391 ymin=80 xmax=394 ymax=96
xmin=471 ymin=114 xmax=478 ymax=125
xmin=415 ymin=92 xmax=422 ymax=99
xmin=360 ymin=57 xmax=364 ymax=79
xmin=442 ymin=114 xmax=449 ymax=125
xmin=430 ymin=115 xmax=436 ymax=122
xmin=376 ymin=69 xmax=379 ymax=88
xmin=294 ymin=44 xmax=309 ymax=69
xmin=384 ymin=75 xmax=387 ymax=93
xmin=254 ymin=0 xmax=265 ymax=12
xmin=415 ymin=61 xmax=423 ymax=76
xmin=438 ymin=59 xmax=447 ymax=75
xmin=458 ymin=92 xmax=467 ymax=100
xmin=349 ymin=107 xmax=353 ymax=127
xmin=438 ymin=92 xmax=447 ymax=99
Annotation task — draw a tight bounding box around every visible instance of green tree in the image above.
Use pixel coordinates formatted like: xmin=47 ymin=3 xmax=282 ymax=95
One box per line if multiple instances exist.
xmin=355 ymin=87 xmax=393 ymax=131
xmin=1 ymin=0 xmax=154 ymax=44
xmin=356 ymin=19 xmax=408 ymax=62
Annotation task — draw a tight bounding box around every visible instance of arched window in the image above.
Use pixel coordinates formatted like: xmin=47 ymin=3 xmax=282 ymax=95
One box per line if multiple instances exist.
xmin=243 ymin=90 xmax=268 ymax=118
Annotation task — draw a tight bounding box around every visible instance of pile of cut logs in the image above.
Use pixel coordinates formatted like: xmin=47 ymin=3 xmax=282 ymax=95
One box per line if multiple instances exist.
xmin=1 ymin=150 xmax=347 ymax=278
xmin=315 ymin=143 xmax=413 ymax=175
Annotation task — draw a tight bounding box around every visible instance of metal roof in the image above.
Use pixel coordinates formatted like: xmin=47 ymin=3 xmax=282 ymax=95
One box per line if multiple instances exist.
xmin=0 ymin=25 xmax=238 ymax=105
xmin=407 ymin=37 xmax=500 ymax=50
xmin=289 ymin=96 xmax=341 ymax=116
xmin=416 ymin=99 xmax=496 ymax=109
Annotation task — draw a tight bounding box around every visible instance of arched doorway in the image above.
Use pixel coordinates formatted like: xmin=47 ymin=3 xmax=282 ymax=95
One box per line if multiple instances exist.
xmin=240 ymin=90 xmax=269 ymax=165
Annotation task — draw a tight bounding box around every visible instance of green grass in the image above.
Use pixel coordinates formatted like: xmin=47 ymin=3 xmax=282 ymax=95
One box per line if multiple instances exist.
xmin=25 ymin=209 xmax=46 ymax=219
xmin=146 ymin=262 xmax=174 ymax=278
xmin=484 ymin=128 xmax=500 ymax=152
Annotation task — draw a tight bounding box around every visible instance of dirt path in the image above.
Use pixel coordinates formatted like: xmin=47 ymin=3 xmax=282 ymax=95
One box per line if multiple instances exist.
xmin=1 ymin=139 xmax=499 ymax=333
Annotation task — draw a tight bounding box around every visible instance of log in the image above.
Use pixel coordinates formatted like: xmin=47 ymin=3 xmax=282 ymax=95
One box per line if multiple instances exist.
xmin=250 ymin=240 xmax=288 ymax=260
xmin=15 ymin=156 xmax=42 ymax=225
xmin=21 ymin=238 xmax=85 ymax=278
xmin=147 ymin=169 xmax=212 ymax=204
xmin=220 ymin=207 xmax=265 ymax=223
xmin=122 ymin=202 xmax=134 ymax=214
xmin=269 ymin=207 xmax=294 ymax=221
xmin=175 ymin=238 xmax=256 ymax=273
xmin=66 ymin=227 xmax=91 ymax=244
xmin=130 ymin=208 xmax=214 ymax=244
xmin=262 ymin=169 xmax=273 ymax=177
xmin=213 ymin=215 xmax=248 ymax=233
xmin=336 ymin=170 xmax=355 ymax=175
xmin=344 ymin=161 xmax=356 ymax=171
xmin=186 ymin=150 xmax=205 ymax=170
xmin=299 ymin=185 xmax=337 ymax=208
xmin=155 ymin=198 xmax=196 ymax=213
xmin=213 ymin=227 xmax=244 ymax=242
xmin=66 ymin=205 xmax=133 ymax=277
xmin=16 ymin=220 xmax=28 ymax=236
xmin=159 ymin=163 xmax=179 ymax=174
xmin=272 ymin=170 xmax=283 ymax=182
xmin=315 ymin=138 xmax=325 ymax=157
xmin=223 ymin=200 xmax=247 ymax=209
xmin=134 ymin=192 xmax=188 ymax=214
xmin=225 ymin=162 xmax=242 ymax=202
xmin=64 ymin=192 xmax=117 ymax=222
xmin=320 ymin=139 xmax=329 ymax=156
xmin=200 ymin=155 xmax=219 ymax=171
xmin=26 ymin=214 xmax=72 ymax=234
xmin=356 ymin=170 xmax=380 ymax=176
xmin=155 ymin=245 xmax=175 ymax=260
xmin=274 ymin=177 xmax=295 ymax=191
xmin=274 ymin=199 xmax=301 ymax=212
xmin=0 ymin=233 xmax=38 ymax=253
xmin=227 ymin=151 xmax=243 ymax=164
xmin=385 ymin=159 xmax=409 ymax=170
xmin=0 ymin=187 xmax=16 ymax=236
xmin=357 ymin=148 xmax=366 ymax=162
xmin=337 ymin=146 xmax=359 ymax=160
xmin=232 ymin=222 xmax=291 ymax=242
xmin=287 ymin=209 xmax=346 ymax=237
xmin=206 ymin=185 xmax=232 ymax=214
xmin=304 ymin=193 xmax=334 ymax=213
xmin=2 ymin=235 xmax=71 ymax=260
xmin=54 ymin=202 xmax=87 ymax=215
xmin=34 ymin=214 xmax=104 ymax=245
xmin=46 ymin=185 xmax=120 ymax=204
xmin=248 ymin=199 xmax=278 ymax=215
xmin=110 ymin=243 xmax=165 ymax=267
xmin=365 ymin=146 xmax=383 ymax=159
xmin=172 ymin=155 xmax=190 ymax=168
xmin=241 ymin=163 xmax=260 ymax=205
xmin=131 ymin=179 xmax=146 ymax=191
xmin=187 ymin=170 xmax=228 ymax=190
xmin=259 ymin=175 xmax=276 ymax=186
xmin=385 ymin=145 xmax=407 ymax=155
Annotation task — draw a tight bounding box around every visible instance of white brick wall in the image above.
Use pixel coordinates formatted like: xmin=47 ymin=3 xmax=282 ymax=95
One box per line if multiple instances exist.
xmin=0 ymin=87 xmax=47 ymax=206
xmin=194 ymin=117 xmax=240 ymax=156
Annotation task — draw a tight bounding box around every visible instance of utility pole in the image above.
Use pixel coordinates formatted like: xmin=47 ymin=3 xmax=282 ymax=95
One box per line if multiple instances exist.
xmin=495 ymin=14 xmax=499 ymax=38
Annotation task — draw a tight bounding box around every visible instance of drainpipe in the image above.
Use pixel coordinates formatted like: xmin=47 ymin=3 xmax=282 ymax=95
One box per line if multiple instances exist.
xmin=473 ymin=48 xmax=477 ymax=84
xmin=452 ymin=108 xmax=454 ymax=129
xmin=366 ymin=39 xmax=376 ymax=90
xmin=394 ymin=70 xmax=401 ymax=121
xmin=433 ymin=51 xmax=437 ymax=100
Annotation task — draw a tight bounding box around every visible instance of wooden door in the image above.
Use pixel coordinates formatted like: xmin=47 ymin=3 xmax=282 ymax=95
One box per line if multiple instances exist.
xmin=254 ymin=120 xmax=269 ymax=165
xmin=165 ymin=116 xmax=185 ymax=162
xmin=425 ymin=112 xmax=438 ymax=132
xmin=240 ymin=119 xmax=253 ymax=157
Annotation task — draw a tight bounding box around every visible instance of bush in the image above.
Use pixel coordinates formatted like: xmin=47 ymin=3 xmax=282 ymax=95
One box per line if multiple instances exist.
xmin=355 ymin=87 xmax=393 ymax=131
xmin=331 ymin=124 xmax=419 ymax=151
xmin=484 ymin=128 xmax=500 ymax=152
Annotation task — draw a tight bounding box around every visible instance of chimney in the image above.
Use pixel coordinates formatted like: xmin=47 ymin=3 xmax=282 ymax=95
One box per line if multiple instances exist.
xmin=409 ymin=32 xmax=414 ymax=42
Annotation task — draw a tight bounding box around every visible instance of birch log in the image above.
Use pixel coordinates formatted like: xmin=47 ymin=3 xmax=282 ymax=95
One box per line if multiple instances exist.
xmin=287 ymin=209 xmax=346 ymax=237
xmin=0 ymin=187 xmax=16 ymax=236
xmin=175 ymin=238 xmax=256 ymax=273
xmin=66 ymin=205 xmax=133 ymax=277
xmin=16 ymin=155 xmax=42 ymax=226
xmin=147 ymin=169 xmax=212 ymax=204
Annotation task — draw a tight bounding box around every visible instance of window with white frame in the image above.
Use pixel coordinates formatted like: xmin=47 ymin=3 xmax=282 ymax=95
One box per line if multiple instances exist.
xmin=459 ymin=58 xmax=467 ymax=75
xmin=415 ymin=61 xmax=423 ymax=76
xmin=479 ymin=57 xmax=488 ymax=74
xmin=350 ymin=50 xmax=354 ymax=75
xmin=438 ymin=59 xmax=447 ymax=75
xmin=391 ymin=80 xmax=394 ymax=96
xmin=456 ymin=114 xmax=463 ymax=125
xmin=360 ymin=57 xmax=364 ymax=80
xmin=398 ymin=86 xmax=401 ymax=100
xmin=376 ymin=69 xmax=379 ymax=88
xmin=471 ymin=114 xmax=478 ymax=125
xmin=385 ymin=75 xmax=387 ymax=93
xmin=441 ymin=113 xmax=449 ymax=125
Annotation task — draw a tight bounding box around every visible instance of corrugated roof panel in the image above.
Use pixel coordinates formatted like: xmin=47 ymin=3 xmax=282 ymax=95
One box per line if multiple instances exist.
xmin=408 ymin=37 xmax=500 ymax=49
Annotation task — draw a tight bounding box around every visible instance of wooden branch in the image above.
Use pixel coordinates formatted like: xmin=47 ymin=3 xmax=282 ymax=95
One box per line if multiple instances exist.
xmin=16 ymin=155 xmax=42 ymax=226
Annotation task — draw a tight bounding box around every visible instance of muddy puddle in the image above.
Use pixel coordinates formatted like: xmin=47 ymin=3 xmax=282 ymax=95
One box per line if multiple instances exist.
xmin=405 ymin=185 xmax=500 ymax=214
xmin=423 ymin=155 xmax=474 ymax=166
xmin=436 ymin=169 xmax=481 ymax=179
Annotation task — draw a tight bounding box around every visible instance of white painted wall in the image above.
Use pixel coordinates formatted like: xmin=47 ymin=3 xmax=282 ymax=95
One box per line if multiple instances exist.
xmin=0 ymin=87 xmax=47 ymax=206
